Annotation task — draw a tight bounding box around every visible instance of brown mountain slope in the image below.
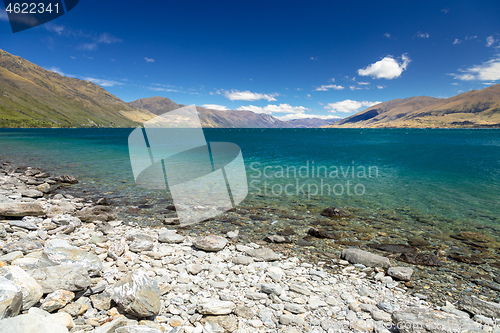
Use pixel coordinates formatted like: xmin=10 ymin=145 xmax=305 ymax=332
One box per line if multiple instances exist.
xmin=129 ymin=97 xmax=293 ymax=128
xmin=0 ymin=48 xmax=155 ymax=127
xmin=330 ymin=84 xmax=500 ymax=128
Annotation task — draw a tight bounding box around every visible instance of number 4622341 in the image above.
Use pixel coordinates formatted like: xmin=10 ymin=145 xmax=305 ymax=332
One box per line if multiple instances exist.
xmin=5 ymin=2 xmax=60 ymax=14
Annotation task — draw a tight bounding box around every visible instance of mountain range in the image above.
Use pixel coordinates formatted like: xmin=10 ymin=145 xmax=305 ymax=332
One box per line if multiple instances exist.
xmin=0 ymin=48 xmax=499 ymax=128
xmin=0 ymin=48 xmax=337 ymax=128
xmin=328 ymin=85 xmax=500 ymax=128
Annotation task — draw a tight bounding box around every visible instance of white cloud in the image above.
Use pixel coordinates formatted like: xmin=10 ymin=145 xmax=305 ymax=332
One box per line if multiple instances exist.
xmin=349 ymin=85 xmax=362 ymax=90
xmin=325 ymin=100 xmax=381 ymax=114
xmin=451 ymin=56 xmax=500 ymax=81
xmin=310 ymin=56 xmax=318 ymax=61
xmin=44 ymin=23 xmax=65 ymax=35
xmin=441 ymin=8 xmax=449 ymax=14
xmin=276 ymin=113 xmax=341 ymax=121
xmin=236 ymin=104 xmax=307 ymax=115
xmin=416 ymin=32 xmax=430 ymax=39
xmin=84 ymin=77 xmax=123 ymax=87
xmin=357 ymin=82 xmax=370 ymax=85
xmin=202 ymin=104 xmax=229 ymax=111
xmin=377 ymin=85 xmax=385 ymax=89
xmin=0 ymin=9 xmax=8 ymax=21
xmin=453 ymin=38 xmax=462 ymax=45
xmin=384 ymin=33 xmax=391 ymax=39
xmin=46 ymin=67 xmax=65 ymax=76
xmin=78 ymin=32 xmax=122 ymax=51
xmin=314 ymin=84 xmax=344 ymax=91
xmin=145 ymin=57 xmax=155 ymax=63
xmin=486 ymin=36 xmax=495 ymax=47
xmin=223 ymin=90 xmax=277 ymax=102
xmin=358 ymin=54 xmax=410 ymax=79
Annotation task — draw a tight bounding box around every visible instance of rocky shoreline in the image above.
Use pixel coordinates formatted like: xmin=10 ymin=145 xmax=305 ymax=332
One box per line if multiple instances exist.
xmin=0 ymin=161 xmax=499 ymax=333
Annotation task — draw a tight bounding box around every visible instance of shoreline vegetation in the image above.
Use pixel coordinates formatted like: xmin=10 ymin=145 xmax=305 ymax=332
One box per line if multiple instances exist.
xmin=0 ymin=159 xmax=499 ymax=332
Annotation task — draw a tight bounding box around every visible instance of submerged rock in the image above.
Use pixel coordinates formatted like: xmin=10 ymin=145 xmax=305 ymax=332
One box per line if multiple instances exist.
xmin=112 ymin=270 xmax=161 ymax=317
xmin=341 ymin=248 xmax=391 ymax=268
xmin=368 ymin=243 xmax=414 ymax=253
xmin=307 ymin=227 xmax=338 ymax=239
xmin=321 ymin=207 xmax=349 ymax=218
xmin=399 ymin=252 xmax=442 ymax=266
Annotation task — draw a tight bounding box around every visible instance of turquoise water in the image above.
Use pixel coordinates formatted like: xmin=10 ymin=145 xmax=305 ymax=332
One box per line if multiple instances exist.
xmin=0 ymin=128 xmax=499 ymax=236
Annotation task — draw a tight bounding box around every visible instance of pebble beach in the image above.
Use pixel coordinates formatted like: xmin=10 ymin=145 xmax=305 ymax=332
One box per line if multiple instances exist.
xmin=0 ymin=160 xmax=499 ymax=333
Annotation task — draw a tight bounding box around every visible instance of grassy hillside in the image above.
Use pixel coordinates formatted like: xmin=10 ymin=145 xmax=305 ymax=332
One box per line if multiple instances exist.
xmin=0 ymin=48 xmax=155 ymax=127
xmin=329 ymin=85 xmax=500 ymax=128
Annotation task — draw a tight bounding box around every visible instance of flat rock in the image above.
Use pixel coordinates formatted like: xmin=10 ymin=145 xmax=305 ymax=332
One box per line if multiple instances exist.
xmin=54 ymin=175 xmax=78 ymax=184
xmin=460 ymin=295 xmax=500 ymax=318
xmin=193 ymin=235 xmax=228 ymax=252
xmin=158 ymin=230 xmax=185 ymax=244
xmin=29 ymin=264 xmax=91 ymax=293
xmin=0 ymin=276 xmax=22 ymax=319
xmin=0 ymin=265 xmax=43 ymax=310
xmin=128 ymin=234 xmax=155 ymax=253
xmin=341 ymin=248 xmax=391 ymax=269
xmin=0 ymin=202 xmax=45 ymax=217
xmin=264 ymin=235 xmax=290 ymax=243
xmin=0 ymin=307 xmax=69 ymax=333
xmin=387 ymin=266 xmax=414 ymax=281
xmin=40 ymin=239 xmax=102 ymax=275
xmin=21 ymin=189 xmax=44 ymax=198
xmin=112 ymin=270 xmax=161 ymax=317
xmin=8 ymin=220 xmax=38 ymax=230
xmin=232 ymin=255 xmax=254 ymax=265
xmin=198 ymin=299 xmax=235 ymax=315
xmin=279 ymin=314 xmax=305 ymax=326
xmin=115 ymin=326 xmax=162 ymax=333
xmin=392 ymin=307 xmax=482 ymax=333
xmin=245 ymin=247 xmax=280 ymax=261
xmin=3 ymin=239 xmax=43 ymax=254
xmin=399 ymin=252 xmax=442 ymax=266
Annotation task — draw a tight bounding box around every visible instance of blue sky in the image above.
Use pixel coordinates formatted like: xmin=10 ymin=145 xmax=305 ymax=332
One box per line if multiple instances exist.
xmin=1 ymin=0 xmax=499 ymax=120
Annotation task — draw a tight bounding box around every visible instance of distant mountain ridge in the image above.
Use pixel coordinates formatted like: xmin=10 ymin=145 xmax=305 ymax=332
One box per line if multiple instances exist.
xmin=128 ymin=97 xmax=293 ymax=128
xmin=329 ymin=85 xmax=500 ymax=128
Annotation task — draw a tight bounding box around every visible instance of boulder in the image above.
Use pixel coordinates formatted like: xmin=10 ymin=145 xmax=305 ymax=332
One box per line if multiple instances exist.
xmin=198 ymin=299 xmax=235 ymax=315
xmin=0 ymin=202 xmax=45 ymax=217
xmin=76 ymin=205 xmax=116 ymax=222
xmin=29 ymin=265 xmax=91 ymax=293
xmin=40 ymin=239 xmax=102 ymax=275
xmin=193 ymin=235 xmax=228 ymax=252
xmin=0 ymin=265 xmax=43 ymax=310
xmin=0 ymin=307 xmax=69 ymax=333
xmin=112 ymin=270 xmax=161 ymax=317
xmin=128 ymin=234 xmax=155 ymax=253
xmin=387 ymin=266 xmax=414 ymax=281
xmin=341 ymin=248 xmax=390 ymax=268
xmin=0 ymin=276 xmax=22 ymax=319
xmin=40 ymin=290 xmax=74 ymax=312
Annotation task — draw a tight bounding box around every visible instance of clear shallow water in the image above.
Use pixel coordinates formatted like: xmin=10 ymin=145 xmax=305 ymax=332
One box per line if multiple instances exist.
xmin=0 ymin=128 xmax=499 ymax=236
